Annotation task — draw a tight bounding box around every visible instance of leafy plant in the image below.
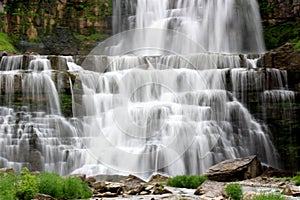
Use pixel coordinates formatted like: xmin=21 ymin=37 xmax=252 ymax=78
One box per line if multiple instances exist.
xmin=0 ymin=32 xmax=17 ymax=52
xmin=63 ymin=176 xmax=92 ymax=199
xmin=166 ymin=175 xmax=207 ymax=189
xmin=294 ymin=40 xmax=300 ymax=50
xmin=252 ymin=193 xmax=284 ymax=200
xmin=292 ymin=172 xmax=300 ymax=186
xmin=38 ymin=172 xmax=64 ymax=198
xmin=0 ymin=172 xmax=17 ymax=200
xmin=225 ymin=183 xmax=243 ymax=200
xmin=16 ymin=168 xmax=39 ymax=200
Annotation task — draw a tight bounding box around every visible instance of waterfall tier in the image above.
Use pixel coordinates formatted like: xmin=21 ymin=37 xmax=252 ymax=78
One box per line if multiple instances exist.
xmin=0 ymin=54 xmax=294 ymax=178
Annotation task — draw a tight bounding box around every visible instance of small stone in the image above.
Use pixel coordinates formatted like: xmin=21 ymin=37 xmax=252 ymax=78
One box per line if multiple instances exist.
xmin=140 ymin=191 xmax=150 ymax=195
xmin=34 ymin=193 xmax=56 ymax=200
xmin=282 ymin=185 xmax=293 ymax=196
xmin=93 ymin=192 xmax=118 ymax=198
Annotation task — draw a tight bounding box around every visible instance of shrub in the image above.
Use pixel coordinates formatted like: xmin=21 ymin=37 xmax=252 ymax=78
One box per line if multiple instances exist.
xmin=16 ymin=168 xmax=39 ymax=200
xmin=0 ymin=172 xmax=17 ymax=200
xmin=63 ymin=176 xmax=92 ymax=199
xmin=166 ymin=175 xmax=207 ymax=189
xmin=38 ymin=172 xmax=64 ymax=198
xmin=294 ymin=40 xmax=300 ymax=50
xmin=252 ymin=193 xmax=284 ymax=200
xmin=292 ymin=172 xmax=300 ymax=186
xmin=225 ymin=183 xmax=243 ymax=200
xmin=0 ymin=32 xmax=17 ymax=52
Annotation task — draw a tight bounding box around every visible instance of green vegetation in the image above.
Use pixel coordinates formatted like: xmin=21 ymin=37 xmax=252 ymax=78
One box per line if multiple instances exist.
xmin=166 ymin=175 xmax=207 ymax=189
xmin=0 ymin=168 xmax=92 ymax=200
xmin=251 ymin=193 xmax=284 ymax=200
xmin=0 ymin=171 xmax=17 ymax=200
xmin=225 ymin=183 xmax=243 ymax=200
xmin=294 ymin=40 xmax=300 ymax=50
xmin=74 ymin=33 xmax=109 ymax=42
xmin=0 ymin=32 xmax=17 ymax=52
xmin=291 ymin=172 xmax=300 ymax=186
xmin=263 ymin=21 xmax=300 ymax=50
xmin=16 ymin=168 xmax=39 ymax=200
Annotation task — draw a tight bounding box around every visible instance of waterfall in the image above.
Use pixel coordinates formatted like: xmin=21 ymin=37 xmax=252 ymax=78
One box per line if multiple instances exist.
xmin=0 ymin=0 xmax=295 ymax=178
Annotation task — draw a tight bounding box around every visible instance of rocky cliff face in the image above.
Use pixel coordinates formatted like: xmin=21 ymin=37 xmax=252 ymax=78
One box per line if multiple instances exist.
xmin=0 ymin=0 xmax=112 ymax=55
xmin=259 ymin=0 xmax=300 ymax=50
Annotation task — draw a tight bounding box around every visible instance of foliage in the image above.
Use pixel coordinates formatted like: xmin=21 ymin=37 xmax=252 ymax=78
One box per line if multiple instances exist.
xmin=263 ymin=21 xmax=300 ymax=50
xmin=225 ymin=183 xmax=243 ymax=200
xmin=0 ymin=168 xmax=92 ymax=200
xmin=39 ymin=173 xmax=92 ymax=199
xmin=0 ymin=32 xmax=17 ymax=52
xmin=16 ymin=168 xmax=39 ymax=200
xmin=251 ymin=193 xmax=284 ymax=200
xmin=294 ymin=40 xmax=300 ymax=50
xmin=166 ymin=175 xmax=207 ymax=189
xmin=63 ymin=176 xmax=92 ymax=199
xmin=0 ymin=171 xmax=17 ymax=200
xmin=38 ymin=172 xmax=64 ymax=198
xmin=292 ymin=172 xmax=300 ymax=186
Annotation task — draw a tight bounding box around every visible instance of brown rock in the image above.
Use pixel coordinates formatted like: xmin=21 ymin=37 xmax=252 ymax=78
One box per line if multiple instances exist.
xmin=34 ymin=193 xmax=56 ymax=200
xmin=148 ymin=174 xmax=169 ymax=185
xmin=152 ymin=183 xmax=172 ymax=195
xmin=93 ymin=192 xmax=119 ymax=198
xmin=121 ymin=174 xmax=146 ymax=195
xmin=194 ymin=180 xmax=226 ymax=197
xmin=261 ymin=166 xmax=292 ymax=178
xmin=203 ymin=155 xmax=262 ymax=182
xmin=86 ymin=176 xmax=96 ymax=184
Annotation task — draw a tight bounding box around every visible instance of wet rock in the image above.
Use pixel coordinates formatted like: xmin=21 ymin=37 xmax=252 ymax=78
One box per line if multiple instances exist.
xmin=194 ymin=180 xmax=226 ymax=198
xmin=148 ymin=174 xmax=169 ymax=185
xmin=121 ymin=174 xmax=146 ymax=195
xmin=91 ymin=181 xmax=124 ymax=194
xmin=203 ymin=155 xmax=262 ymax=182
xmin=282 ymin=185 xmax=300 ymax=197
xmin=261 ymin=43 xmax=300 ymax=70
xmin=0 ymin=168 xmax=14 ymax=174
xmin=47 ymin=56 xmax=68 ymax=71
xmin=93 ymin=192 xmax=118 ymax=198
xmin=261 ymin=166 xmax=292 ymax=178
xmin=86 ymin=176 xmax=96 ymax=184
xmin=34 ymin=193 xmax=56 ymax=200
xmin=152 ymin=183 xmax=172 ymax=195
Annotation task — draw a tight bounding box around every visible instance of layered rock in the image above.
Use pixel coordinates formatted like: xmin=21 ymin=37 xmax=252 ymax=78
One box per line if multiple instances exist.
xmin=203 ymin=156 xmax=263 ymax=182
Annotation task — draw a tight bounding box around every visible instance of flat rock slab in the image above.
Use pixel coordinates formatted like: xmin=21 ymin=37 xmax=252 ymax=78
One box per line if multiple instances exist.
xmin=203 ymin=155 xmax=262 ymax=182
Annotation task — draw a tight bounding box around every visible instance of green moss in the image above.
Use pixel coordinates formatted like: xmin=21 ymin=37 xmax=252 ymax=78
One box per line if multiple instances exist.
xmin=294 ymin=40 xmax=300 ymax=50
xmin=166 ymin=175 xmax=207 ymax=189
xmin=263 ymin=21 xmax=300 ymax=50
xmin=0 ymin=32 xmax=17 ymax=52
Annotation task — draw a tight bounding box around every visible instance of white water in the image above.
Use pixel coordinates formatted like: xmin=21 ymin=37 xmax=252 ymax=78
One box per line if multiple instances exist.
xmin=111 ymin=0 xmax=265 ymax=55
xmin=0 ymin=0 xmax=295 ymax=178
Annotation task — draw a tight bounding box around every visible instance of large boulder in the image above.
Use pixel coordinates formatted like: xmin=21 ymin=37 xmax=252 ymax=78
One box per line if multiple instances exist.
xmin=203 ymin=155 xmax=262 ymax=182
xmin=194 ymin=180 xmax=226 ymax=198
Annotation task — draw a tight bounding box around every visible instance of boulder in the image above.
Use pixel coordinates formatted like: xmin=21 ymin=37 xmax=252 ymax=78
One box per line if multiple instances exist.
xmin=282 ymin=185 xmax=300 ymax=197
xmin=194 ymin=180 xmax=226 ymax=198
xmin=261 ymin=166 xmax=292 ymax=178
xmin=121 ymin=174 xmax=146 ymax=195
xmin=0 ymin=168 xmax=14 ymax=175
xmin=148 ymin=174 xmax=169 ymax=185
xmin=203 ymin=155 xmax=262 ymax=182
xmin=91 ymin=181 xmax=124 ymax=194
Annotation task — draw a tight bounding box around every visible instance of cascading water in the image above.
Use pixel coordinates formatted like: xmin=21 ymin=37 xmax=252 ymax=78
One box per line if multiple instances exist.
xmin=0 ymin=0 xmax=295 ymax=178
